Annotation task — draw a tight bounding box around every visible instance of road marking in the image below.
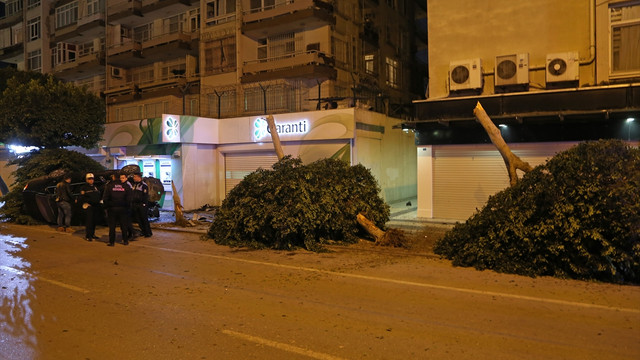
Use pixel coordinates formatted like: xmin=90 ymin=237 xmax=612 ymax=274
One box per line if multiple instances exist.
xmin=0 ymin=265 xmax=90 ymax=294
xmin=222 ymin=329 xmax=346 ymax=360
xmin=138 ymin=244 xmax=640 ymax=314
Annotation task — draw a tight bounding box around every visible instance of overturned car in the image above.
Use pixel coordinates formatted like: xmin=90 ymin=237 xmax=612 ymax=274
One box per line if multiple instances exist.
xmin=22 ymin=165 xmax=165 ymax=225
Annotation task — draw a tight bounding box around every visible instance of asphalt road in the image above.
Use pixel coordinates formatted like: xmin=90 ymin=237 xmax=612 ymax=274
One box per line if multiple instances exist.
xmin=1 ymin=223 xmax=639 ymax=360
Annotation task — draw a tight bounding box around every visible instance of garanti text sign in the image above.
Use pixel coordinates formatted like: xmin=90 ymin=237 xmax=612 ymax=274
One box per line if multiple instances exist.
xmin=253 ymin=117 xmax=309 ymax=141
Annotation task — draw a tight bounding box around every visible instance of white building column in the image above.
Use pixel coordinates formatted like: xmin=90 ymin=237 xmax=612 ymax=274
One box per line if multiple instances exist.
xmin=416 ymin=146 xmax=433 ymax=218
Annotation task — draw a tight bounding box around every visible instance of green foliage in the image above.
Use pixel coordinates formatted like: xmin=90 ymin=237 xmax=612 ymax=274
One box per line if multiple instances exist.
xmin=0 ymin=71 xmax=105 ymax=149
xmin=208 ymin=156 xmax=390 ymax=251
xmin=434 ymin=139 xmax=640 ymax=284
xmin=0 ymin=148 xmax=105 ymax=223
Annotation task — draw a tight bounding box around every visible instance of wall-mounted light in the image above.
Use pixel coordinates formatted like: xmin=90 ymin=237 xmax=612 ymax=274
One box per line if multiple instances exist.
xmin=626 ymin=118 xmax=635 ymax=123
xmin=498 ymin=124 xmax=507 ymax=128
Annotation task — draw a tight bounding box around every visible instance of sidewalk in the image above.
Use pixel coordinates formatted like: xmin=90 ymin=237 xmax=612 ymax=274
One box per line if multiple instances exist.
xmin=387 ymin=197 xmax=456 ymax=234
xmin=151 ymin=197 xmax=457 ymax=235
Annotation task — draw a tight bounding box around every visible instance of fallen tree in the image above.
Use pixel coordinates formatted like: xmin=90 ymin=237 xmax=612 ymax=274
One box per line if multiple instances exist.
xmin=434 ymin=139 xmax=640 ymax=284
xmin=474 ymin=102 xmax=532 ymax=186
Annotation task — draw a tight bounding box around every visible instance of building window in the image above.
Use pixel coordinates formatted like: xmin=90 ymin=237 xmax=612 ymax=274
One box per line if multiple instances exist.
xmin=365 ymin=54 xmax=376 ymax=74
xmin=87 ymin=0 xmax=103 ymax=16
xmin=27 ymin=17 xmax=40 ymax=41
xmin=145 ymin=102 xmax=168 ymax=118
xmin=610 ymin=3 xmax=640 ymax=77
xmin=27 ymin=0 xmax=40 ymax=10
xmin=250 ymin=0 xmax=276 ymax=13
xmin=54 ymin=43 xmax=76 ymax=65
xmin=56 ymin=2 xmax=78 ymax=29
xmin=7 ymin=0 xmax=22 ymax=16
xmin=257 ymin=32 xmax=298 ymax=60
xmin=203 ymin=36 xmax=236 ymax=74
xmin=207 ymin=90 xmax=237 ymax=118
xmin=206 ymin=0 xmax=235 ymax=19
xmin=385 ymin=57 xmax=399 ymax=88
xmin=117 ymin=106 xmax=143 ymax=121
xmin=28 ymin=49 xmax=41 ymax=72
xmin=129 ymin=66 xmax=154 ymax=85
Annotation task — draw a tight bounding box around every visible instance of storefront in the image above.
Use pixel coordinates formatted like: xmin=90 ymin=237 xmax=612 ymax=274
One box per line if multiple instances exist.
xmin=409 ymin=84 xmax=640 ymax=221
xmin=101 ymin=108 xmax=416 ymax=211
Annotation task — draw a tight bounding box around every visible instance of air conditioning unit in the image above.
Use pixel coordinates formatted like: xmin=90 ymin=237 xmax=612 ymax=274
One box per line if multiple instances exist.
xmin=449 ymin=58 xmax=483 ymax=91
xmin=495 ymin=53 xmax=529 ymax=87
xmin=110 ymin=67 xmax=122 ymax=78
xmin=546 ymin=51 xmax=579 ymax=84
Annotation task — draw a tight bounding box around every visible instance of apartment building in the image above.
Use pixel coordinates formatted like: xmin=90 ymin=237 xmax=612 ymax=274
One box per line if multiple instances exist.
xmin=408 ymin=0 xmax=640 ymax=221
xmin=1 ymin=0 xmax=425 ymax=209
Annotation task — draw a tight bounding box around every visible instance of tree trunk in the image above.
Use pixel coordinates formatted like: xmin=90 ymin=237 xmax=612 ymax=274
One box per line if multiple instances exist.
xmin=171 ymin=180 xmax=189 ymax=227
xmin=474 ymin=102 xmax=533 ymax=186
xmin=265 ymin=115 xmax=285 ymax=160
xmin=356 ymin=213 xmax=385 ymax=242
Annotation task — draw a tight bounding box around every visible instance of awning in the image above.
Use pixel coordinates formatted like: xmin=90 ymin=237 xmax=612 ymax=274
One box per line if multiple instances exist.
xmin=408 ymin=84 xmax=640 ymax=145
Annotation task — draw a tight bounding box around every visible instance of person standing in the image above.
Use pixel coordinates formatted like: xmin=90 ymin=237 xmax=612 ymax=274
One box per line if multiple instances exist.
xmin=55 ymin=174 xmax=75 ymax=233
xmin=131 ymin=172 xmax=152 ymax=238
xmin=78 ymin=173 xmax=102 ymax=241
xmin=102 ymin=172 xmax=132 ymax=246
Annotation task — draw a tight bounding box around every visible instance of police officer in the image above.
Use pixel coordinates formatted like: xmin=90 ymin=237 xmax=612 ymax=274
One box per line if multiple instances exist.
xmin=78 ymin=173 xmax=102 ymax=241
xmin=131 ymin=172 xmax=152 ymax=238
xmin=102 ymin=172 xmax=132 ymax=246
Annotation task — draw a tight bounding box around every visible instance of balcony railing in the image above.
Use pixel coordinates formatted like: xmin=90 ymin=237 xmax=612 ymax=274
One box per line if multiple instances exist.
xmin=107 ymin=38 xmax=143 ymax=57
xmin=243 ymin=49 xmax=334 ymax=74
xmin=243 ymin=0 xmax=333 ymax=23
xmin=52 ymin=48 xmax=105 ymax=73
xmin=107 ymin=0 xmax=142 ymax=16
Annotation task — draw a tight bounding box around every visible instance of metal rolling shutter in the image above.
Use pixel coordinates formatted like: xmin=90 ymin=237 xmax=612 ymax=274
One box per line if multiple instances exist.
xmin=432 ymin=142 xmax=575 ymax=220
xmin=224 ymin=152 xmax=279 ymax=196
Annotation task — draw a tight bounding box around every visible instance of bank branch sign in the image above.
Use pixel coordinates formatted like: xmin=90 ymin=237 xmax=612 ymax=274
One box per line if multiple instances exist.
xmin=163 ymin=115 xmax=181 ymax=143
xmin=253 ymin=117 xmax=309 ymax=141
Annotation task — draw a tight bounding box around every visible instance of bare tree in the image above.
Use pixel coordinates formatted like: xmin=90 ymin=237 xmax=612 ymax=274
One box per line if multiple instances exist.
xmin=474 ymin=102 xmax=532 ymax=186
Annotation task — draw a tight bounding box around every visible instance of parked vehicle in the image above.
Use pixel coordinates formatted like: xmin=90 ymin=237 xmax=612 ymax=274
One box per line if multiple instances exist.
xmin=22 ymin=165 xmax=164 ymax=224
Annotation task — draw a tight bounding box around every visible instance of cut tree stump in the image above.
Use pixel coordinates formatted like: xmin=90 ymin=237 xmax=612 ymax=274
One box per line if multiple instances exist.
xmin=171 ymin=180 xmax=189 ymax=227
xmin=357 ymin=213 xmax=407 ymax=247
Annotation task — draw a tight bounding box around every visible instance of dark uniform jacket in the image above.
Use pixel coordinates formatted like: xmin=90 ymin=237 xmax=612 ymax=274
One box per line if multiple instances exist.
xmin=102 ymin=181 xmax=132 ymax=208
xmin=131 ymin=181 xmax=149 ymax=205
xmin=79 ymin=183 xmax=101 ymax=206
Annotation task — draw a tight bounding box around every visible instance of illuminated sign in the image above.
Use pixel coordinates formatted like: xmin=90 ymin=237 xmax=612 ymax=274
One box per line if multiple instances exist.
xmin=162 ymin=115 xmax=181 ymax=143
xmin=253 ymin=117 xmax=309 ymax=141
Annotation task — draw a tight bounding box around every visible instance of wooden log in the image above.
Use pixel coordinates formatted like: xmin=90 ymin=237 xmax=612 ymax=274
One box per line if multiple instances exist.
xmin=474 ymin=102 xmax=533 ymax=186
xmin=356 ymin=213 xmax=385 ymax=242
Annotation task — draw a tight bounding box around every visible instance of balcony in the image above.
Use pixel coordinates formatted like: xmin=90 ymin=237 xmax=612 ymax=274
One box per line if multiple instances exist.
xmin=242 ymin=50 xmax=336 ymax=83
xmin=53 ymin=13 xmax=105 ymax=44
xmin=107 ymin=38 xmax=143 ymax=68
xmin=104 ymin=73 xmax=199 ymax=105
xmin=107 ymin=29 xmax=198 ymax=68
xmin=53 ymin=50 xmax=106 ymax=82
xmin=0 ymin=42 xmax=23 ymax=63
xmin=108 ymin=0 xmax=199 ymax=28
xmin=242 ymin=0 xmax=334 ymax=40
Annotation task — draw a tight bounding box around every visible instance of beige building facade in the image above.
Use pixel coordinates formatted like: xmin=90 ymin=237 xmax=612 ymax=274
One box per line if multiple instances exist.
xmin=1 ymin=0 xmax=424 ymax=208
xmin=410 ymin=0 xmax=640 ymax=221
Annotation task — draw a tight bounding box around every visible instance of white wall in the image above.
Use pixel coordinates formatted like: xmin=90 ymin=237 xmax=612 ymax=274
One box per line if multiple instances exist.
xmin=354 ymin=110 xmax=417 ymax=203
xmin=180 ymin=143 xmax=218 ymax=210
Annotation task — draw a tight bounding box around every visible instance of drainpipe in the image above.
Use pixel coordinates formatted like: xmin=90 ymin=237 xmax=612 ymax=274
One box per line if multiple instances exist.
xmin=529 ymin=0 xmax=596 ymax=77
xmin=579 ymin=0 xmax=597 ymax=84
